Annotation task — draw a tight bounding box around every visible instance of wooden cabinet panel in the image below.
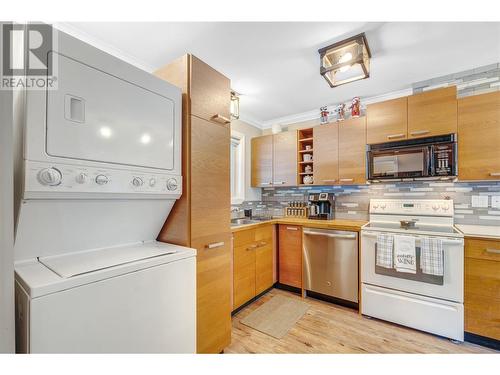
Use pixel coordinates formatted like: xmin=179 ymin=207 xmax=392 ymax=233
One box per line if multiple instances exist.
xmin=338 ymin=117 xmax=367 ymax=185
xmin=465 ymin=238 xmax=500 ymax=262
xmin=251 ymin=135 xmax=273 ymax=187
xmin=408 ymin=86 xmax=457 ymax=138
xmin=193 ymin=233 xmax=232 ymax=353
xmin=190 ymin=115 xmax=231 ymax=241
xmin=278 ymin=225 xmax=302 ymax=288
xmin=233 ymin=230 xmax=257 ymax=310
xmin=255 ymin=225 xmax=274 ymax=295
xmin=367 ymin=97 xmax=408 ymax=144
xmin=458 ymin=91 xmax=500 ymax=181
xmin=190 ymin=56 xmax=231 ymax=124
xmin=465 ymin=252 xmax=500 ymax=340
xmin=313 ymin=124 xmax=339 ymax=185
xmin=273 ymin=131 xmax=298 ymax=186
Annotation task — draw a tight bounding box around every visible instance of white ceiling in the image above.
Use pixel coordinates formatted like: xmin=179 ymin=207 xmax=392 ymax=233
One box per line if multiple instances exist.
xmin=62 ymin=22 xmax=500 ymax=127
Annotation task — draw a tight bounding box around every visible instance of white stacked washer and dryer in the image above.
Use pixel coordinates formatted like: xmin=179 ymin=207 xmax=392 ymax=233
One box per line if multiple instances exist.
xmin=13 ymin=26 xmax=196 ymax=353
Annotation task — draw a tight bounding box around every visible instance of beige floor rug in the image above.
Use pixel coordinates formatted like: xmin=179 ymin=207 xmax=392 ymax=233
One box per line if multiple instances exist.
xmin=240 ymin=295 xmax=310 ymax=339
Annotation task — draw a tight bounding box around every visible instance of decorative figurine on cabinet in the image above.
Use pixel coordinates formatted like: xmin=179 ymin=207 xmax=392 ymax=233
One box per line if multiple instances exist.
xmin=350 ymin=97 xmax=361 ymax=118
xmin=320 ymin=106 xmax=330 ymax=124
xmin=336 ymin=103 xmax=346 ymax=122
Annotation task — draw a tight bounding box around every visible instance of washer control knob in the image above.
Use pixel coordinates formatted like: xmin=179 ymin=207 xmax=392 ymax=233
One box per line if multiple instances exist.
xmin=38 ymin=168 xmax=62 ymax=186
xmin=166 ymin=178 xmax=178 ymax=191
xmin=149 ymin=178 xmax=157 ymax=187
xmin=75 ymin=172 xmax=88 ymax=184
xmin=132 ymin=177 xmax=144 ymax=187
xmin=95 ymin=174 xmax=109 ymax=185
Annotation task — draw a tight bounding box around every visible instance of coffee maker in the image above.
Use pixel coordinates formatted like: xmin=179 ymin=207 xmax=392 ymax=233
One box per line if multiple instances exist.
xmin=308 ymin=192 xmax=335 ymax=220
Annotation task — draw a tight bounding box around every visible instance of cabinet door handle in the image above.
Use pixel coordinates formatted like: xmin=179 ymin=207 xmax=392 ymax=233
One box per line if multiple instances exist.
xmin=246 ymin=244 xmax=258 ymax=251
xmin=322 ymin=179 xmax=337 ymax=182
xmin=485 ymin=248 xmax=500 ymax=254
xmin=286 ymin=227 xmax=298 ymax=231
xmin=273 ymin=181 xmax=286 ymax=185
xmin=260 ymin=182 xmax=273 ymax=186
xmin=387 ymin=133 xmax=405 ymax=139
xmin=257 ymin=241 xmax=267 ymax=247
xmin=410 ymin=130 xmax=430 ymax=136
xmin=340 ymin=178 xmax=354 ymax=182
xmin=489 ymin=172 xmax=500 ymax=177
xmin=206 ymin=241 xmax=225 ymax=249
xmin=211 ymin=114 xmax=231 ymax=125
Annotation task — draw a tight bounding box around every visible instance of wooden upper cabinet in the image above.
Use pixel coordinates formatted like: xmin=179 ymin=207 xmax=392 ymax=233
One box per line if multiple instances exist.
xmin=339 ymin=117 xmax=367 ymax=185
xmin=278 ymin=225 xmax=302 ymax=288
xmin=458 ymin=91 xmax=500 ymax=181
xmin=190 ymin=56 xmax=231 ymax=125
xmin=273 ymin=131 xmax=298 ymax=186
xmin=190 ymin=115 xmax=231 ymax=241
xmin=313 ymin=124 xmax=339 ymax=185
xmin=366 ymin=97 xmax=408 ymax=144
xmin=408 ymin=86 xmax=457 ymax=138
xmin=251 ymin=135 xmax=273 ymax=187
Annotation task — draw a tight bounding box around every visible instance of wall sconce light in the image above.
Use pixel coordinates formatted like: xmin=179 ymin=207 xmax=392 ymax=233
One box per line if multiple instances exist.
xmin=318 ymin=33 xmax=371 ymax=88
xmin=230 ymin=91 xmax=240 ymax=120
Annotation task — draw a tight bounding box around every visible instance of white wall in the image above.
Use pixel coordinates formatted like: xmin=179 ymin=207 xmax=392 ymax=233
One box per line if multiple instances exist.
xmin=0 ymin=74 xmax=15 ymax=352
xmin=231 ymin=119 xmax=263 ymax=202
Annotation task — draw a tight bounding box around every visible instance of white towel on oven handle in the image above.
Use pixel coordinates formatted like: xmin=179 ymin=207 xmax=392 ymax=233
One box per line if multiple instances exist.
xmin=376 ymin=233 xmax=394 ymax=269
xmin=420 ymin=237 xmax=444 ymax=276
xmin=393 ymin=235 xmax=417 ymax=274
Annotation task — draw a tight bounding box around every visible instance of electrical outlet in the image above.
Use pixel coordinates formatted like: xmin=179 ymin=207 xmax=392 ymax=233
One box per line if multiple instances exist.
xmin=471 ymin=195 xmax=489 ymax=208
xmin=492 ymin=196 xmax=500 ymax=209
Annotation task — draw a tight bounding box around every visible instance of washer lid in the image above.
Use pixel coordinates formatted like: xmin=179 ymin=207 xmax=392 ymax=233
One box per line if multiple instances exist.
xmin=39 ymin=242 xmax=178 ymax=278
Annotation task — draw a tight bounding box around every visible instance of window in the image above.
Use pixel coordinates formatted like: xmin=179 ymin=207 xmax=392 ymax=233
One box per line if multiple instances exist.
xmin=230 ymin=130 xmax=245 ymax=205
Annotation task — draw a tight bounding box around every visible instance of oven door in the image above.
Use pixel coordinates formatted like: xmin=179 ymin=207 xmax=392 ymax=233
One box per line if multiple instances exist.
xmin=361 ymin=230 xmax=464 ymax=303
xmin=367 ymin=146 xmax=431 ymax=180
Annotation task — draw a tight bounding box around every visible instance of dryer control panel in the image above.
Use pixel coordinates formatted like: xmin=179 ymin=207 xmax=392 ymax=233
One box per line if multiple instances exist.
xmin=24 ymin=160 xmax=182 ymax=199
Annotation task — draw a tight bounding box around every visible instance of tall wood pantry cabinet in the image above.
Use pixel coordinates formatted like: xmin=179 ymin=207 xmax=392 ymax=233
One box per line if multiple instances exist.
xmin=155 ymin=55 xmax=232 ymax=354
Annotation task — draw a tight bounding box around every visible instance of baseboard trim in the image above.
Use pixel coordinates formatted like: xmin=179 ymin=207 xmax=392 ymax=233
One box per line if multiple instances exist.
xmin=465 ymin=332 xmax=500 ymax=351
xmin=304 ymin=290 xmax=359 ymax=311
xmin=231 ymin=284 xmax=276 ymax=316
xmin=274 ymin=283 xmax=302 ymax=295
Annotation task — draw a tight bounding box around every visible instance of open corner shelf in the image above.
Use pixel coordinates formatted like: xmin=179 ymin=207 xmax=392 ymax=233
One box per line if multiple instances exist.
xmin=297 ymin=127 xmax=314 ymax=185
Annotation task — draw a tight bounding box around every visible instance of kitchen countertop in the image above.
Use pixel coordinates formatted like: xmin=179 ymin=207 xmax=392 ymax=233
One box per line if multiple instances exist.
xmin=231 ymin=218 xmax=367 ymax=233
xmin=455 ymin=224 xmax=500 ymax=240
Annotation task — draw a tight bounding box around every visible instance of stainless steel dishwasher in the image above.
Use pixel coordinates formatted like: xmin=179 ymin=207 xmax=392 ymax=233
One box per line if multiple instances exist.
xmin=303 ymin=228 xmax=358 ymax=303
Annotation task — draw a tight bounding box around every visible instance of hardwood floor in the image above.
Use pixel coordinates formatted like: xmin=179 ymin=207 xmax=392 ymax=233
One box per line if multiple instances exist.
xmin=226 ymin=288 xmax=495 ymax=354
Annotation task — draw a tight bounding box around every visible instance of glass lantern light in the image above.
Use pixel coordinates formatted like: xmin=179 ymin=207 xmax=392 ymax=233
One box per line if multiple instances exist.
xmin=230 ymin=91 xmax=240 ymax=120
xmin=318 ymin=33 xmax=371 ymax=88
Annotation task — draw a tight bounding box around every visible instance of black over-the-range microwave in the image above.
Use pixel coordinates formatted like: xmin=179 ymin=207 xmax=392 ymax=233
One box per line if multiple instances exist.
xmin=366 ymin=134 xmax=457 ymax=182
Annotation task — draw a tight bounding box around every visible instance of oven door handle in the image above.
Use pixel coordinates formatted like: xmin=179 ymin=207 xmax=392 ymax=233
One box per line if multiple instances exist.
xmin=362 ymin=231 xmax=463 ymax=245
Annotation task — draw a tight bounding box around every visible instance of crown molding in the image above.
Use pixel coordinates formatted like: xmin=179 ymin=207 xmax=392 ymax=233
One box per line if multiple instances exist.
xmin=236 ymin=114 xmax=265 ymax=130
xmin=260 ymin=87 xmax=413 ymax=129
xmin=52 ymin=22 xmax=156 ymax=73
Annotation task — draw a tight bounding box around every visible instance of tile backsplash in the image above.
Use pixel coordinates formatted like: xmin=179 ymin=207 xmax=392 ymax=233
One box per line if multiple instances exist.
xmin=234 ymin=181 xmax=500 ymax=226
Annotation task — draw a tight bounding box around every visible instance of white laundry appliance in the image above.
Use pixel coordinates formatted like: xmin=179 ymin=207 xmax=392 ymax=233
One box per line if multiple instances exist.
xmin=13 ymin=25 xmax=196 ymax=353
xmin=361 ymin=199 xmax=464 ymax=341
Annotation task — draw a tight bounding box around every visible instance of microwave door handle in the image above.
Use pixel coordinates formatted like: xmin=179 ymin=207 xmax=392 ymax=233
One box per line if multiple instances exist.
xmin=427 ymin=146 xmax=434 ymax=176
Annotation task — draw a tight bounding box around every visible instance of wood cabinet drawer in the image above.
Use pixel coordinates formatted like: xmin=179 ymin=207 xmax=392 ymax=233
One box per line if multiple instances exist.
xmin=465 ymin=238 xmax=500 ymax=262
xmin=465 ymin=293 xmax=500 ymax=340
xmin=465 ymin=257 xmax=500 ymax=298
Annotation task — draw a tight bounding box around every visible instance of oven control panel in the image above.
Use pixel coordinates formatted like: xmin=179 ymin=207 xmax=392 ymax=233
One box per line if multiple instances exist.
xmin=24 ymin=160 xmax=182 ymax=198
xmin=369 ymin=199 xmax=453 ymax=216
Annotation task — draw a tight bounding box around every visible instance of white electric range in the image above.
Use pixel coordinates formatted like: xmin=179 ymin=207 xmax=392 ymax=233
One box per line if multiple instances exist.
xmin=361 ymin=199 xmax=464 ymax=341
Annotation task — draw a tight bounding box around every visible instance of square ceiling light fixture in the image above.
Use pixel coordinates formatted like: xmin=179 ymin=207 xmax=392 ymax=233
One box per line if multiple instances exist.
xmin=319 ymin=32 xmax=371 ymax=88
xmin=230 ymin=90 xmax=240 ymax=119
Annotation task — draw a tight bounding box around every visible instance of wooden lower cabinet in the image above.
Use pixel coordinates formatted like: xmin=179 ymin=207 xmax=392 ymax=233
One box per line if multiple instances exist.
xmin=233 ymin=225 xmax=274 ymax=310
xmin=278 ymin=225 xmax=302 ymax=288
xmin=465 ymin=238 xmax=500 ymax=341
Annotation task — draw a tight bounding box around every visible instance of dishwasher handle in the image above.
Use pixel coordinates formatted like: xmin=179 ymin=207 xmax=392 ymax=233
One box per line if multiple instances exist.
xmin=303 ymin=230 xmax=357 ymax=239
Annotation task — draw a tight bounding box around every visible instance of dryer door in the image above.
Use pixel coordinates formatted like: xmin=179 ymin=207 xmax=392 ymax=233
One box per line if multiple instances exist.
xmin=46 ymin=52 xmax=175 ymax=171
